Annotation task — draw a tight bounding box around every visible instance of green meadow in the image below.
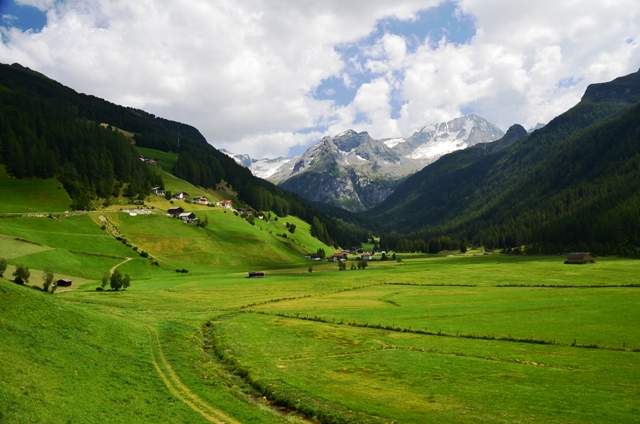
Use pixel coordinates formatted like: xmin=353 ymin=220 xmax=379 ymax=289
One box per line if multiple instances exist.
xmin=136 ymin=146 xmax=179 ymax=172
xmin=0 ymin=165 xmax=72 ymax=213
xmin=1 ymin=172 xmax=639 ymax=423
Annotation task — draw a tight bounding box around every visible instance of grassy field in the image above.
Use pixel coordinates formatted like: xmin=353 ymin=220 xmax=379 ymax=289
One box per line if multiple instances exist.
xmin=136 ymin=146 xmax=179 ymax=172
xmin=0 ymin=165 xmax=72 ymax=213
xmin=1 ymin=173 xmax=640 ymax=423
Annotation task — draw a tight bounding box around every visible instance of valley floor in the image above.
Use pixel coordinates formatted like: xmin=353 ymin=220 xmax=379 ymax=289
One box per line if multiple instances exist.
xmin=1 ymin=210 xmax=639 ymax=423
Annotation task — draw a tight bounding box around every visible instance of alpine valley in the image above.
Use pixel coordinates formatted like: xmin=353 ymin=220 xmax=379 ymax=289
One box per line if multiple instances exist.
xmin=2 ymin=59 xmax=640 ymax=424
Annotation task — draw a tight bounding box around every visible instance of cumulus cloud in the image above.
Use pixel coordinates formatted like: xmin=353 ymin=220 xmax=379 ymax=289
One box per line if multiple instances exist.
xmin=0 ymin=0 xmax=639 ymax=158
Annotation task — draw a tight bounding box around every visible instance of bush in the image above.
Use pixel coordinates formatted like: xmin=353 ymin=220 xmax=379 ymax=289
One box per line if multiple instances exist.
xmin=132 ymin=246 xmax=138 ymax=251
xmin=0 ymin=257 xmax=6 ymax=278
xmin=96 ymin=286 xmax=104 ymax=291
xmin=101 ymin=224 xmax=106 ymax=230
xmin=140 ymin=251 xmax=149 ymax=258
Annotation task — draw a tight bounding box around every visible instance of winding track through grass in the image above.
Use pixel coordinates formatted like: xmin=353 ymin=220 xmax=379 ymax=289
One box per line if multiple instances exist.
xmin=145 ymin=325 xmax=241 ymax=424
xmin=110 ymin=257 xmax=132 ymax=274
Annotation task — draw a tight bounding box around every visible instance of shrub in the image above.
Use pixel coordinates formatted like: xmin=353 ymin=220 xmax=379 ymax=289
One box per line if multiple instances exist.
xmin=96 ymin=287 xmax=104 ymax=291
xmin=140 ymin=251 xmax=149 ymax=258
xmin=308 ymin=266 xmax=313 ymax=273
xmin=101 ymin=224 xmax=107 ymax=230
xmin=0 ymin=257 xmax=6 ymax=278
xmin=132 ymin=246 xmax=138 ymax=251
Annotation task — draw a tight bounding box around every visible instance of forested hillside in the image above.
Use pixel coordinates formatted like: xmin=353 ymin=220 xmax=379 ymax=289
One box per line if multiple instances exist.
xmin=373 ymin=69 xmax=640 ymax=255
xmin=0 ymin=85 xmax=161 ymax=209
xmin=0 ymin=63 xmax=370 ymax=247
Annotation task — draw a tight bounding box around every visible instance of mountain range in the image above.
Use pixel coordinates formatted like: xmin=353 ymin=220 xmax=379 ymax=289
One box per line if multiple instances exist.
xmin=371 ymin=68 xmax=640 ymax=254
xmin=2 ymin=60 xmax=639 ymax=255
xmin=226 ymin=114 xmax=505 ymax=212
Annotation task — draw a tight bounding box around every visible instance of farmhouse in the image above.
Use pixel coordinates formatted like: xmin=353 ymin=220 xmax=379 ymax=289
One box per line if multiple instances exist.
xmin=56 ymin=279 xmax=72 ymax=287
xmin=305 ymin=253 xmax=322 ymax=260
xmin=179 ymin=212 xmax=198 ymax=224
xmin=327 ymin=252 xmax=347 ymax=262
xmin=217 ymin=199 xmax=233 ymax=209
xmin=247 ymin=271 xmax=265 ymax=278
xmin=565 ymin=252 xmax=595 ymax=264
xmin=172 ymin=191 xmax=190 ymax=200
xmin=238 ymin=208 xmax=254 ymax=216
xmin=361 ymin=252 xmax=373 ymax=261
xmin=167 ymin=207 xmax=184 ymax=216
xmin=150 ymin=187 xmax=165 ymax=196
xmin=193 ymin=195 xmax=208 ymax=205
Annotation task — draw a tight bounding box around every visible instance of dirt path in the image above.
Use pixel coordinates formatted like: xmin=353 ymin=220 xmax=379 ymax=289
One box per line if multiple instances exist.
xmin=110 ymin=257 xmax=132 ymax=274
xmin=144 ymin=326 xmax=241 ymax=424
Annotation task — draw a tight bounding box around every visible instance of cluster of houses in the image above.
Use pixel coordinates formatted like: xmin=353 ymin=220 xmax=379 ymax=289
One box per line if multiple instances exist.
xmin=139 ymin=155 xmax=159 ymax=166
xmin=305 ymin=248 xmax=375 ymax=262
xmin=149 ymin=189 xmax=236 ymax=210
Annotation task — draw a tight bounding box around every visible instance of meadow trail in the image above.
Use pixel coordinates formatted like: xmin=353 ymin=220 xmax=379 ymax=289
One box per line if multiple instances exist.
xmin=110 ymin=257 xmax=132 ymax=274
xmin=144 ymin=325 xmax=242 ymax=424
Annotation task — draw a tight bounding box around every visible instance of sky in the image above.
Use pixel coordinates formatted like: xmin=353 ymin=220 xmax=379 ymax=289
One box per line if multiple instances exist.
xmin=0 ymin=0 xmax=639 ymax=159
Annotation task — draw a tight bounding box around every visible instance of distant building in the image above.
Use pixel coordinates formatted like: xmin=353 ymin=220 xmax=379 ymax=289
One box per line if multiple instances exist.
xmin=361 ymin=252 xmax=373 ymax=261
xmin=193 ymin=196 xmax=208 ymax=205
xmin=217 ymin=200 xmax=233 ymax=209
xmin=151 ymin=187 xmax=165 ymax=196
xmin=172 ymin=192 xmax=190 ymax=200
xmin=305 ymin=253 xmax=322 ymax=260
xmin=327 ymin=252 xmax=348 ymax=262
xmin=56 ymin=279 xmax=72 ymax=287
xmin=238 ymin=208 xmax=254 ymax=216
xmin=167 ymin=207 xmax=184 ymax=216
xmin=247 ymin=271 xmax=265 ymax=278
xmin=565 ymin=252 xmax=595 ymax=264
xmin=178 ymin=212 xmax=198 ymax=224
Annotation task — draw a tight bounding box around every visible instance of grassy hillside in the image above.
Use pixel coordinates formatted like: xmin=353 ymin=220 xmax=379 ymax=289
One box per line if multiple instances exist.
xmin=0 ymin=166 xmax=72 ymax=213
xmin=136 ymin=146 xmax=179 ymax=172
xmin=0 ymin=278 xmax=212 ymax=423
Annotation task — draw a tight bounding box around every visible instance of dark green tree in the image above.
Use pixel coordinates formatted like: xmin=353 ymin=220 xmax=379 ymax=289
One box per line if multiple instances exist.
xmin=13 ymin=265 xmax=30 ymax=285
xmin=0 ymin=258 xmax=7 ymax=277
xmin=110 ymin=269 xmax=123 ymax=290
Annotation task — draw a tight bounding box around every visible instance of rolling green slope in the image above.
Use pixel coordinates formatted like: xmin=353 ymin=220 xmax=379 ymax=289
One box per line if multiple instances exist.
xmin=0 ymin=165 xmax=71 ymax=213
xmin=0 ymin=278 xmax=211 ymax=423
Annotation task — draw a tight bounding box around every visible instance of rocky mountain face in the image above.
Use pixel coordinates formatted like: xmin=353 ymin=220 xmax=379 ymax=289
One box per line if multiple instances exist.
xmin=221 ymin=150 xmax=292 ymax=179
xmin=273 ymin=114 xmax=504 ymax=212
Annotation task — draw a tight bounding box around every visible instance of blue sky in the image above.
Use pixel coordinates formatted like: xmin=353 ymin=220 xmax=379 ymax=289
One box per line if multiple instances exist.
xmin=0 ymin=1 xmax=47 ymax=35
xmin=0 ymin=1 xmax=639 ymax=159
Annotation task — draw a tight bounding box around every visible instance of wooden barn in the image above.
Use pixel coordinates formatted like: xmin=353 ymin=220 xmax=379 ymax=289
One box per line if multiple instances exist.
xmin=167 ymin=207 xmax=184 ymax=216
xmin=56 ymin=279 xmax=72 ymax=287
xmin=564 ymin=252 xmax=595 ymax=264
xmin=246 ymin=271 xmax=265 ymax=278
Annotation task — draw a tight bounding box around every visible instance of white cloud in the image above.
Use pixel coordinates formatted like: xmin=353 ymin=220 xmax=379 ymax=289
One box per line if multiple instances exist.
xmin=0 ymin=0 xmax=639 ymax=158
xmin=15 ymin=0 xmax=56 ymax=11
